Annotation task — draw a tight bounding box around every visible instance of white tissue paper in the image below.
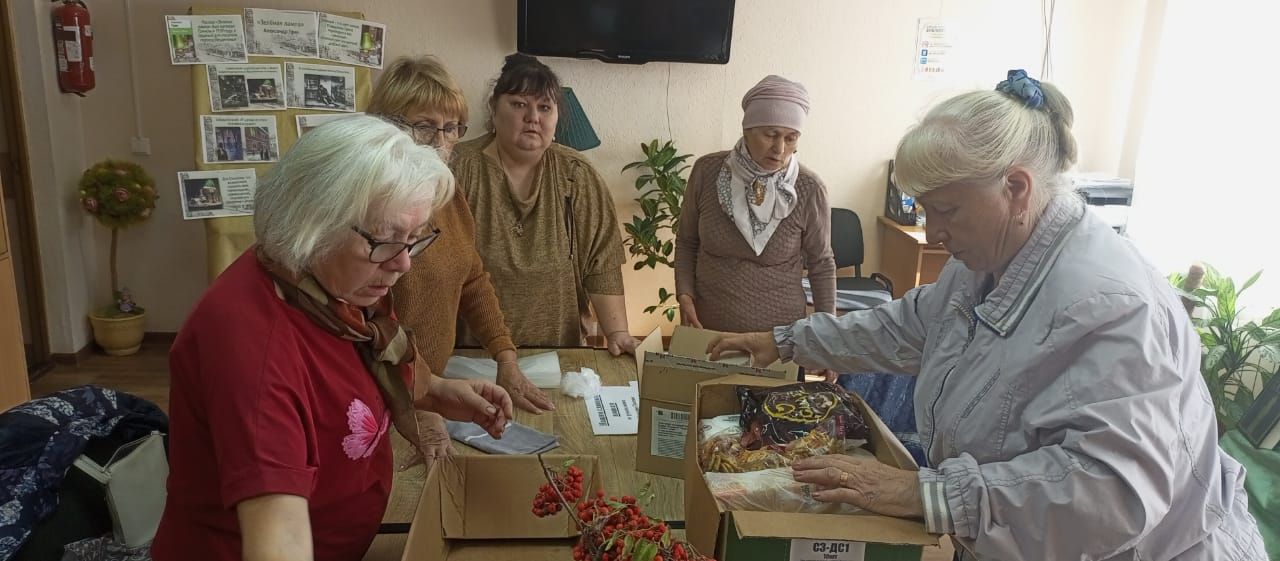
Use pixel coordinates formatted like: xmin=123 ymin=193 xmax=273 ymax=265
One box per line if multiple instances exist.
xmin=442 ymin=351 xmax=563 ymax=388
xmin=561 ymin=367 xmax=602 ymax=398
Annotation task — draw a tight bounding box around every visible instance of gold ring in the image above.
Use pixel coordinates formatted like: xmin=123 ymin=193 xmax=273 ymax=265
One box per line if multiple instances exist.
xmin=839 ymin=471 xmax=849 ymax=486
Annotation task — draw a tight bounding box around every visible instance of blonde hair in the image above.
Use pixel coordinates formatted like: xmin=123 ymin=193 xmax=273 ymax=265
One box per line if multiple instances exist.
xmin=368 ymin=55 xmax=469 ymax=123
xmin=254 ymin=115 xmax=455 ymax=275
xmin=893 ymin=81 xmax=1078 ymax=215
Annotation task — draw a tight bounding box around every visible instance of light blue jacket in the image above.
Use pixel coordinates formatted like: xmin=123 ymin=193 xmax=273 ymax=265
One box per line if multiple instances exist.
xmin=775 ymin=196 xmax=1266 ymax=560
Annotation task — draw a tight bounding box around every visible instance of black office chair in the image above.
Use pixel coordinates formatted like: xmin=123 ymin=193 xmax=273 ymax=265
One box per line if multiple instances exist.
xmin=830 ymin=208 xmax=894 ymax=295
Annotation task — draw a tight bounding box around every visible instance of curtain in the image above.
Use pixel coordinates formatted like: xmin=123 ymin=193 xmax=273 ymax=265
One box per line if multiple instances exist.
xmin=1126 ymin=0 xmax=1280 ymax=317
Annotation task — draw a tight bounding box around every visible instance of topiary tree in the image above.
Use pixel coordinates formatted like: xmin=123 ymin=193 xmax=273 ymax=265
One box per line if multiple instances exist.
xmin=77 ymin=159 xmax=158 ymax=317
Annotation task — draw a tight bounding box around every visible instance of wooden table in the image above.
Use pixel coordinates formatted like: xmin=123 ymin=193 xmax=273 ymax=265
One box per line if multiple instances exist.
xmin=363 ymin=348 xmax=683 ymax=561
xmin=877 ymin=216 xmax=950 ymax=298
xmin=362 ymin=348 xmax=954 ymax=561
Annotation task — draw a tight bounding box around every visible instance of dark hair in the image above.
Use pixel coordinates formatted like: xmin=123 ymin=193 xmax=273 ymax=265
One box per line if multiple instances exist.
xmin=486 ymin=53 xmax=564 ymax=132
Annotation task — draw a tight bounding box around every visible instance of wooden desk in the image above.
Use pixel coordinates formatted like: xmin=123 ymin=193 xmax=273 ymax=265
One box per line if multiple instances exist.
xmin=363 ymin=348 xmax=683 ymax=561
xmin=877 ymin=216 xmax=950 ymax=299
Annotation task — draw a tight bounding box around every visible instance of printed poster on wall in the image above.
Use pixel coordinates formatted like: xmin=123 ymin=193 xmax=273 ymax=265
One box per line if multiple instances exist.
xmin=165 ymin=15 xmax=248 ymax=65
xmin=912 ymin=18 xmax=953 ymax=80
xmin=295 ymin=112 xmax=363 ymax=137
xmin=244 ymin=8 xmax=318 ymax=58
xmin=199 ymin=115 xmax=281 ymax=164
xmin=207 ymin=64 xmax=284 ymax=111
xmin=318 ymin=13 xmax=386 ymax=68
xmin=176 ymin=169 xmax=257 ymax=220
xmin=284 ymin=62 xmax=356 ymax=112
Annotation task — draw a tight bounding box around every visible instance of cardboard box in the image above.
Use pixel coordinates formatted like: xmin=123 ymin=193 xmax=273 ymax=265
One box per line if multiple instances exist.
xmin=401 ymin=454 xmax=602 ymax=561
xmin=685 ymin=375 xmax=939 ymax=561
xmin=634 ymin=326 xmax=798 ymax=479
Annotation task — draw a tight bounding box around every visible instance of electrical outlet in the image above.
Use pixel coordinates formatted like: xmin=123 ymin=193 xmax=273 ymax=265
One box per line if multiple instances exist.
xmin=130 ymin=137 xmax=151 ymax=156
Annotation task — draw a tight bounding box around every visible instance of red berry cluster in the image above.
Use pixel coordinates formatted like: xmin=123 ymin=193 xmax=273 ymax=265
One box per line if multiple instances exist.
xmin=531 ymin=464 xmax=714 ymax=561
xmin=532 ymin=465 xmax=585 ymax=517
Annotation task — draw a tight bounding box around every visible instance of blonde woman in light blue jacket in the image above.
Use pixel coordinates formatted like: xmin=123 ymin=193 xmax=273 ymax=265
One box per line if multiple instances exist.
xmin=708 ymin=70 xmax=1266 ymax=561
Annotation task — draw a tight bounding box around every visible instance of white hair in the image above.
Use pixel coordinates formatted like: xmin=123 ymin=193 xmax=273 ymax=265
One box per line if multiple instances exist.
xmin=893 ymin=81 xmax=1079 ymax=216
xmin=254 ymin=115 xmax=455 ymax=275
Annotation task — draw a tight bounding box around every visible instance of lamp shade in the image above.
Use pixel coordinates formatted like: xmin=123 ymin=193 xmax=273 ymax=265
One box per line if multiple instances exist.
xmin=555 ymin=87 xmax=600 ymax=151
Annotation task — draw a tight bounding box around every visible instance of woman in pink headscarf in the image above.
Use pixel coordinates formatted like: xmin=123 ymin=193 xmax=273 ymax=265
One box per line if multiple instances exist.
xmin=675 ymin=75 xmax=836 ymax=335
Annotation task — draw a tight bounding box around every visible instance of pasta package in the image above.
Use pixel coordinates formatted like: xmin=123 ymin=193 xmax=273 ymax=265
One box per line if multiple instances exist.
xmin=737 ymin=382 xmax=870 ymax=452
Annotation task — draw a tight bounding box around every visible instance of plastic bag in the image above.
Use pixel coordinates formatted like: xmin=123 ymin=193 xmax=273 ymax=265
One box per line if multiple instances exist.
xmin=560 ymin=367 xmax=602 ymax=398
xmin=737 ymin=382 xmax=870 ymax=452
xmin=704 ymin=457 xmax=871 ymax=515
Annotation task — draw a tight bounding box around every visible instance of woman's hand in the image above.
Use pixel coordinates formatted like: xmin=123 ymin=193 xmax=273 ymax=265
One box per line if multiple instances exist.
xmin=792 ymin=455 xmax=924 ymax=519
xmin=812 ymin=369 xmax=840 ymax=384
xmin=606 ymin=330 xmax=639 ymax=357
xmin=399 ymin=410 xmax=456 ymax=471
xmin=496 ymin=360 xmax=555 ymax=414
xmin=678 ymin=293 xmax=703 ymax=328
xmin=706 ymin=331 xmax=779 ymax=367
xmin=420 ymin=377 xmax=513 ymax=438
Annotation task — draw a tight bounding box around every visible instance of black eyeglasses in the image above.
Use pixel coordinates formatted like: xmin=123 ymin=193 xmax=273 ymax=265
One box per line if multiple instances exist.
xmin=351 ymin=226 xmax=441 ymax=263
xmin=384 ymin=115 xmax=468 ymax=146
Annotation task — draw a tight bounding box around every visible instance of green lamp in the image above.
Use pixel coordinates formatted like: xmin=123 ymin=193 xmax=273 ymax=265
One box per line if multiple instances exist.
xmin=555 ymin=87 xmax=600 ymax=151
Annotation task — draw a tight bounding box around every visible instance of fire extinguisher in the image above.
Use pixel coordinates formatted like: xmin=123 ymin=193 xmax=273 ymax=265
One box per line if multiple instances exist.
xmin=53 ymin=0 xmax=94 ymax=96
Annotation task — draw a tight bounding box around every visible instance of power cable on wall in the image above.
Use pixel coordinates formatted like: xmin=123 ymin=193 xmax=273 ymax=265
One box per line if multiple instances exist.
xmin=665 ymin=63 xmax=673 ymax=141
xmin=1041 ymin=0 xmax=1057 ymax=79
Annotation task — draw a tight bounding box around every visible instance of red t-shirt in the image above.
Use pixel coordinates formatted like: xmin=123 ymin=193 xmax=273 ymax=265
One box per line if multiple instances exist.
xmin=153 ymin=250 xmax=400 ymax=561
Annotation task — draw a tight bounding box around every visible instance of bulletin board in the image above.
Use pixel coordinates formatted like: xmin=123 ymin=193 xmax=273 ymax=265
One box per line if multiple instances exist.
xmin=187 ymin=7 xmax=373 ymax=282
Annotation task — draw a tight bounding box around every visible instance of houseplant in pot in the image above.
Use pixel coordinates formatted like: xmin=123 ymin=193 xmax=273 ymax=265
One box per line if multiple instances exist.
xmin=621 ymin=139 xmax=692 ymax=322
xmin=78 ymin=159 xmax=158 ymax=356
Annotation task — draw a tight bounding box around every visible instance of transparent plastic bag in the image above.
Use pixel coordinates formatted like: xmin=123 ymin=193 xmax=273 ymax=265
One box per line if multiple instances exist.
xmin=705 ymin=451 xmax=872 ymax=515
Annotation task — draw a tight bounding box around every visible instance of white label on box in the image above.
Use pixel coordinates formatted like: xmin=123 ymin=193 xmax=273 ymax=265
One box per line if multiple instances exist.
xmin=789 ymin=539 xmax=865 ymax=561
xmin=650 ymin=407 xmax=689 ymax=459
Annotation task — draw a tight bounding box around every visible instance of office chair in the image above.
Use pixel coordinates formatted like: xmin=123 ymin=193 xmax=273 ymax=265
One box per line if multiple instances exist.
xmin=830 ymin=208 xmax=893 ymax=294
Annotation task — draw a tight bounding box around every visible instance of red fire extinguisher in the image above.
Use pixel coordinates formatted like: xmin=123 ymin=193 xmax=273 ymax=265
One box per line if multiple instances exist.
xmin=53 ymin=0 xmax=94 ymax=96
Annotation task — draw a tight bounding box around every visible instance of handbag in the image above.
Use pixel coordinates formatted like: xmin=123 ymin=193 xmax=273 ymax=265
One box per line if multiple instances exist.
xmin=72 ymin=431 xmax=169 ymax=548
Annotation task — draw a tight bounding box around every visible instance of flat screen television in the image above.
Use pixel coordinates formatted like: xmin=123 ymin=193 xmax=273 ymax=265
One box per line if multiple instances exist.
xmin=517 ymin=0 xmax=736 ymax=65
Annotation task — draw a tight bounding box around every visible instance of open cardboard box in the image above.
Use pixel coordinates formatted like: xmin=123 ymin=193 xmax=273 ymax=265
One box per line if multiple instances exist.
xmin=400 ymin=454 xmax=602 ymax=561
xmin=634 ymin=326 xmax=799 ymax=479
xmin=684 ymin=375 xmax=939 ymax=561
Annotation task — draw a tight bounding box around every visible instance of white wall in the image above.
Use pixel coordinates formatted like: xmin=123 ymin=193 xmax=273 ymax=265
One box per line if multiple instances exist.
xmin=13 ymin=0 xmax=1147 ymax=351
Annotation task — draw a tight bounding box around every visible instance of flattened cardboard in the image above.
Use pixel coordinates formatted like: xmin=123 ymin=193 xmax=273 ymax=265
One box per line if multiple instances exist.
xmin=684 ymin=375 xmax=938 ymax=559
xmin=401 ymin=454 xmax=602 ymax=561
xmin=634 ymin=327 xmax=795 ymax=479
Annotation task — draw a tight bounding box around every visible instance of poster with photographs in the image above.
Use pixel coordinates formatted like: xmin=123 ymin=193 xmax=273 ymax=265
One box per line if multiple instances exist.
xmin=317 ymin=13 xmax=385 ymax=68
xmin=165 ymin=15 xmax=248 ymax=65
xmin=176 ymin=169 xmax=257 ymax=220
xmin=244 ymin=8 xmax=318 ymax=58
xmin=285 ymin=62 xmax=356 ymax=112
xmin=295 ymin=112 xmax=363 ymax=137
xmin=199 ymin=115 xmax=281 ymax=164
xmin=207 ymin=64 xmax=284 ymax=111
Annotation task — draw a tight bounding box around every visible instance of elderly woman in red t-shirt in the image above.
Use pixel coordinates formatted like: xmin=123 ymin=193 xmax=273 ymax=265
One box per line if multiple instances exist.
xmin=152 ymin=115 xmax=512 ymax=561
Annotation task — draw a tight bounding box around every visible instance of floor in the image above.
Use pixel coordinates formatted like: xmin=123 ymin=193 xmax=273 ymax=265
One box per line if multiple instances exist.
xmin=30 ymin=343 xmax=956 ymax=561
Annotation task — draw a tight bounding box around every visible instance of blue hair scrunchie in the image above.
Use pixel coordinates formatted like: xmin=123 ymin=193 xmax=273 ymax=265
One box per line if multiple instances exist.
xmin=995 ymin=69 xmax=1045 ymax=109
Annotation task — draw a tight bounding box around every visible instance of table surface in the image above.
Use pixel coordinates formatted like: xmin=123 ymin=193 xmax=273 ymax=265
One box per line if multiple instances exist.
xmin=877 ymin=215 xmax=933 ymax=246
xmin=362 ymin=348 xmax=683 ymax=561
xmin=361 ymin=348 xmax=953 ymax=561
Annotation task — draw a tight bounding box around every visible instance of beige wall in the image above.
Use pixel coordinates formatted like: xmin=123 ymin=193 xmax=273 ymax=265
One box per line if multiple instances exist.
xmin=12 ymin=0 xmax=1147 ymax=352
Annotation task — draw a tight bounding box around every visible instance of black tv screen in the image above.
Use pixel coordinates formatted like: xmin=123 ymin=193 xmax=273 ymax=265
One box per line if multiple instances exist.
xmin=517 ymin=0 xmax=736 ymax=65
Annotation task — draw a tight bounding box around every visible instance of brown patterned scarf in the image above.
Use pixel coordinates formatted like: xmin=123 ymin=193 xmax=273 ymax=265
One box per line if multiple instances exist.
xmin=256 ymin=246 xmax=420 ymax=446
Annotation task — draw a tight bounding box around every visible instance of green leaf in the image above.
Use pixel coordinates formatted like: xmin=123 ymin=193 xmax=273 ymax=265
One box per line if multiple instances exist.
xmin=634 ymin=262 xmax=647 ymax=271
xmin=658 ymin=287 xmax=670 ymax=299
xmin=644 ymin=305 xmax=658 ymax=313
xmin=1239 ymin=270 xmax=1264 ymax=295
xmin=622 ymin=161 xmax=645 ymax=172
xmin=633 ymin=541 xmax=659 ymax=561
xmin=664 ymin=308 xmax=677 ymax=321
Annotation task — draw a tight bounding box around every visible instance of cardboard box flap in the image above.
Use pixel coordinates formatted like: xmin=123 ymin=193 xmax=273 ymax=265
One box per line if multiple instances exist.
xmin=732 ymin=511 xmax=939 ymax=546
xmin=642 ymin=354 xmax=787 ymax=403
xmin=440 ymin=455 xmax=600 ymax=540
xmin=848 ymin=392 xmax=918 ymax=471
xmin=635 ymin=326 xmax=664 ymax=377
xmin=402 ymin=452 xmax=449 ymax=561
xmin=668 ymin=326 xmax=798 ymax=377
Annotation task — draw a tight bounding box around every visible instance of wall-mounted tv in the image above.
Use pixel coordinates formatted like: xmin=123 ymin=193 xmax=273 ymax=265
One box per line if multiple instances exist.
xmin=517 ymin=0 xmax=736 ymax=65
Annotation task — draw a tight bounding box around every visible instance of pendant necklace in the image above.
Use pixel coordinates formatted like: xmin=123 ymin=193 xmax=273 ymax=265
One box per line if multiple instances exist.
xmin=496 ymin=145 xmax=525 ymax=237
xmin=750 ymin=177 xmax=766 ymax=206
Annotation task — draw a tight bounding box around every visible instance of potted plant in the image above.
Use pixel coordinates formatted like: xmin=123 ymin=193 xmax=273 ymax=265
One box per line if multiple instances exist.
xmin=78 ymin=159 xmax=158 ymax=356
xmin=621 ymin=140 xmax=692 ymax=322
xmin=1171 ymin=264 xmax=1280 ymax=432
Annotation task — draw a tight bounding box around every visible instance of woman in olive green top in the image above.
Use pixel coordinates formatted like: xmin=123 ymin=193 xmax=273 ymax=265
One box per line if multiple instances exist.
xmin=451 ymin=54 xmax=637 ymax=354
